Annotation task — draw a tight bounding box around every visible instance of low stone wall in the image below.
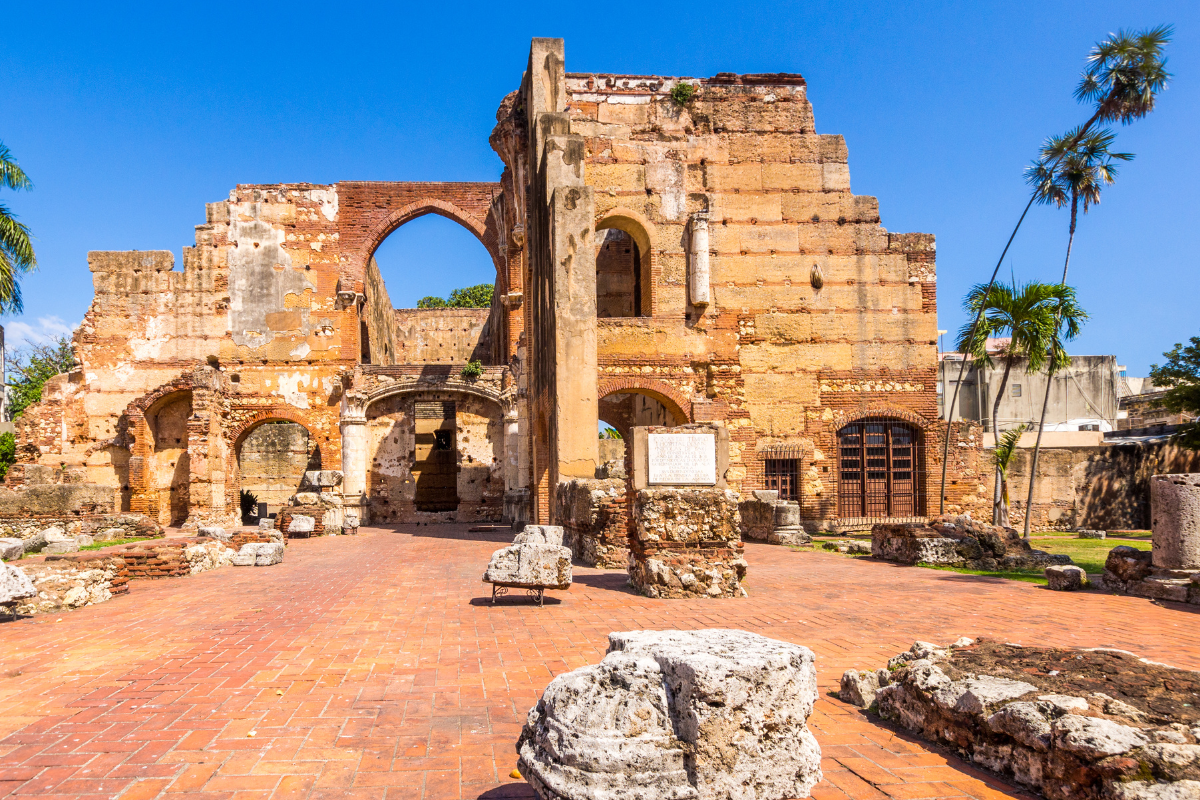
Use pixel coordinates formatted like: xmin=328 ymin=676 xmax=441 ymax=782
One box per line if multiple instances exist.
xmin=231 ymin=529 xmax=283 ymax=549
xmin=842 ymin=638 xmax=1200 ymax=800
xmin=14 ymin=539 xmax=234 ymax=614
xmin=1101 ymin=545 xmax=1200 ymax=606
xmin=628 ymin=488 xmax=746 ymax=599
xmin=555 ymin=478 xmax=628 ymax=568
xmin=872 ymin=515 xmax=1072 ymax=571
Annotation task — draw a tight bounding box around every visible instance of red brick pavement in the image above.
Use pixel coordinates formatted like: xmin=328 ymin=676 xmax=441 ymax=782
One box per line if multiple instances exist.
xmin=1 ymin=525 xmax=1197 ymax=800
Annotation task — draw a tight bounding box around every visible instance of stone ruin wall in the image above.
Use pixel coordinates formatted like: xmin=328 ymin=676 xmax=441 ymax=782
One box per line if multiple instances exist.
xmin=1008 ymin=440 xmax=1200 ymax=531
xmin=565 ymin=71 xmax=950 ymax=524
xmin=392 ymin=308 xmax=494 ymax=365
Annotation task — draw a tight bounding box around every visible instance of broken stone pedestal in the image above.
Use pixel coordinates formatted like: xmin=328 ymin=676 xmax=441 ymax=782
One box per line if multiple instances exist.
xmin=629 ymin=488 xmax=747 ymax=599
xmin=231 ymin=542 xmax=284 ymax=567
xmin=517 ymin=629 xmax=822 ymax=800
xmin=483 ymin=525 xmax=572 ymax=604
xmin=1151 ymin=473 xmax=1200 ymax=570
xmin=739 ymin=490 xmax=811 ymax=546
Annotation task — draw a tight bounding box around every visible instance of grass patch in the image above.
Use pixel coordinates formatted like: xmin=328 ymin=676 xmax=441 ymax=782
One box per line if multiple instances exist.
xmin=1027 ymin=536 xmax=1148 ymax=574
xmin=79 ymin=536 xmax=163 ymax=551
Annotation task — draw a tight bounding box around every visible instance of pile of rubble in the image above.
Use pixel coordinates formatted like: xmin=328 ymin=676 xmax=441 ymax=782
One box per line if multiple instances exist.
xmin=872 ymin=515 xmax=1072 ymax=571
xmin=518 ymin=629 xmax=822 ymax=800
xmin=840 ymin=638 xmax=1200 ymax=800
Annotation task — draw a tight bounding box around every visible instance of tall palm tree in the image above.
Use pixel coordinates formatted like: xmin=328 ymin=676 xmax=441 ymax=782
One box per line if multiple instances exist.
xmin=1017 ymin=132 xmax=1127 ymax=538
xmin=992 ymin=424 xmax=1027 ymax=528
xmin=956 ymin=281 xmax=1084 ymax=525
xmin=0 ymin=142 xmax=36 ymax=314
xmin=938 ymin=25 xmax=1172 ymax=513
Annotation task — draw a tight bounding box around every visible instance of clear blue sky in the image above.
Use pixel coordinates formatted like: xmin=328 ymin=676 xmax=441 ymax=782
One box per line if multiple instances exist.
xmin=4 ymin=1 xmax=1195 ymax=375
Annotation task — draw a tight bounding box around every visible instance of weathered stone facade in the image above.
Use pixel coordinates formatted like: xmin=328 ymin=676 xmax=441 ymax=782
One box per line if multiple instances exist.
xmin=13 ymin=38 xmax=975 ymax=534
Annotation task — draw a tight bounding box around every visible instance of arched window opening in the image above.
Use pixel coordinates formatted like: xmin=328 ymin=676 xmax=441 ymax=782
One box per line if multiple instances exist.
xmin=365 ymin=213 xmax=498 ymax=366
xmin=837 ymin=418 xmax=922 ymax=519
xmin=147 ymin=392 xmax=192 ymax=527
xmin=373 ymin=214 xmax=495 ymax=310
xmin=237 ymin=420 xmax=318 ymax=524
xmin=596 ymin=229 xmax=643 ymax=318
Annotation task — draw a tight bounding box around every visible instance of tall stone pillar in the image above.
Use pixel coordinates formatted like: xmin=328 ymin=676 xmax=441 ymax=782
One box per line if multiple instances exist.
xmin=689 ymin=211 xmax=711 ymax=307
xmin=340 ymin=403 xmax=369 ymax=527
xmin=1151 ymin=473 xmax=1200 ymax=569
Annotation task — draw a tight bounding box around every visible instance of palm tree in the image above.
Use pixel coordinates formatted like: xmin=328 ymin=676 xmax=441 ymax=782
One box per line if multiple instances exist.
xmin=992 ymin=424 xmax=1027 ymax=528
xmin=956 ymin=281 xmax=1084 ymax=525
xmin=0 ymin=142 xmax=36 ymax=314
xmin=1017 ymin=132 xmax=1126 ymax=538
xmin=938 ymin=25 xmax=1172 ymax=513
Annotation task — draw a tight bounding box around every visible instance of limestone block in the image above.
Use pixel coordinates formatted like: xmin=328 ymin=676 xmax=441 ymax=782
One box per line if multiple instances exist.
xmin=483 ymin=542 xmax=572 ymax=589
xmin=1 ymin=561 xmax=36 ymax=605
xmin=258 ymin=518 xmax=274 ymax=530
xmin=1076 ymin=530 xmax=1106 ymax=539
xmin=288 ymin=515 xmax=316 ymax=535
xmin=293 ymin=492 xmax=321 ymax=505
xmin=513 ymin=525 xmax=565 ymax=547
xmin=517 ymin=629 xmax=822 ymax=800
xmin=75 ymin=535 xmax=94 ymax=547
xmin=1052 ymin=714 xmax=1148 ymax=759
xmin=0 ymin=538 xmax=24 ymax=561
xmin=301 ymin=470 xmax=343 ymax=489
xmin=1151 ymin=474 xmax=1200 ymax=569
xmin=185 ymin=542 xmax=235 ymax=574
xmin=42 ymin=527 xmax=78 ymax=555
xmin=253 ymin=542 xmax=284 ymax=566
xmin=199 ymin=526 xmax=231 ymax=542
xmin=1106 ymin=545 xmax=1154 ymax=582
xmin=705 ymin=163 xmax=762 ymax=191
xmin=839 ymin=668 xmax=890 ymax=709
xmin=95 ymin=528 xmax=124 ymax=542
xmin=231 ymin=552 xmax=256 ymax=567
xmin=1045 ymin=565 xmax=1088 ymax=591
xmin=709 ymin=193 xmax=783 ymax=223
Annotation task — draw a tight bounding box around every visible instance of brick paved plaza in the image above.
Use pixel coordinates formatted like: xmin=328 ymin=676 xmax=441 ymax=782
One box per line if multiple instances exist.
xmin=2 ymin=526 xmax=1197 ymax=800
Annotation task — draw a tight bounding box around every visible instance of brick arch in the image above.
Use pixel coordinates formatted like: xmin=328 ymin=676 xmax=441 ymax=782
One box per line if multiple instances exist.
xmin=336 ymin=182 xmax=504 ymax=293
xmin=833 ymin=407 xmax=937 ymax=431
xmin=124 ymin=384 xmax=196 ymax=524
xmin=597 ymin=377 xmax=692 ymax=425
xmin=227 ymin=409 xmax=317 ymax=451
xmin=596 ymin=207 xmax=658 ymax=317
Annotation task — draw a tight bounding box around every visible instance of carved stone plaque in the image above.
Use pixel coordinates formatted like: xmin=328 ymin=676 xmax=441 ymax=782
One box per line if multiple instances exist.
xmin=647 ymin=433 xmax=717 ymax=485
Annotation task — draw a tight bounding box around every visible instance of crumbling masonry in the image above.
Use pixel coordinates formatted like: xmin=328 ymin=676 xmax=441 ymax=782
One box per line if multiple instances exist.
xmin=14 ymin=39 xmax=987 ymax=534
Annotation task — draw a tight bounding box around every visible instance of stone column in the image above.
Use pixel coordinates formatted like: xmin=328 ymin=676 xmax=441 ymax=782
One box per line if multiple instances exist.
xmin=689 ymin=211 xmax=711 ymax=307
xmin=1151 ymin=473 xmax=1200 ymax=569
xmin=340 ymin=412 xmax=369 ymax=527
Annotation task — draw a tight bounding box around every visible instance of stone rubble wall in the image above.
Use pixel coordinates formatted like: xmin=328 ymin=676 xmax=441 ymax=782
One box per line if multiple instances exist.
xmin=872 ymin=515 xmax=1073 ymax=571
xmin=842 ymin=640 xmax=1200 ymax=800
xmin=1101 ymin=545 xmax=1200 ymax=606
xmin=628 ymin=488 xmax=747 ymax=598
xmin=555 ymin=478 xmax=628 ymax=568
xmin=13 ymin=539 xmax=235 ymax=615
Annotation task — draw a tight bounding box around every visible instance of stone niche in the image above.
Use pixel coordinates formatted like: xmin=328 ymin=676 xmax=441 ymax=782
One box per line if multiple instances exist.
xmin=627 ymin=424 xmax=746 ymax=599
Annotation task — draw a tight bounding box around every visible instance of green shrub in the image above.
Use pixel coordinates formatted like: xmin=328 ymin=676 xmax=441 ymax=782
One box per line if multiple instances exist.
xmin=0 ymin=432 xmax=13 ymax=480
xmin=670 ymin=83 xmax=697 ymax=106
xmin=461 ymin=360 xmax=483 ymax=380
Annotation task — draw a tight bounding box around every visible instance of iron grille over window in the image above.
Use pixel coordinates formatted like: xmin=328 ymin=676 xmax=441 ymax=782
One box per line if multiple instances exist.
xmin=837 ymin=419 xmax=922 ymax=518
xmin=764 ymin=458 xmax=799 ymax=501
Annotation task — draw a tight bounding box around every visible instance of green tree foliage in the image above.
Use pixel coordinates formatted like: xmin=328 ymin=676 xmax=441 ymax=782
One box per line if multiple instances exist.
xmin=0 ymin=431 xmax=14 ymax=480
xmin=6 ymin=336 xmax=77 ymax=420
xmin=992 ymin=424 xmax=1027 ymax=528
xmin=670 ymin=83 xmax=697 ymax=106
xmin=417 ymin=283 xmax=494 ymax=309
xmin=0 ymin=142 xmax=37 ymax=314
xmin=956 ymin=281 xmax=1086 ymax=525
xmin=1149 ymin=335 xmax=1200 ymax=449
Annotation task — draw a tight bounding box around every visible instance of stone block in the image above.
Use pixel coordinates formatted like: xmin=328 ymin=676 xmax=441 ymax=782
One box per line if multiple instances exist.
xmin=301 ymin=470 xmax=343 ymax=489
xmin=288 ymin=515 xmax=316 ymax=535
xmin=1045 ymin=565 xmax=1088 ymax=591
xmin=1076 ymin=530 xmax=1106 ymax=539
xmin=199 ymin=526 xmax=230 ymax=542
xmin=517 ymin=629 xmax=821 ymax=800
xmin=0 ymin=538 xmax=24 ymax=561
xmin=1 ymin=561 xmax=36 ymax=605
xmin=258 ymin=518 xmax=274 ymax=530
xmin=483 ymin=542 xmax=572 ymax=589
xmin=253 ymin=542 xmax=284 ymax=566
xmin=231 ymin=552 xmax=256 ymax=567
xmin=513 ymin=525 xmax=564 ymax=547
xmin=1151 ymin=474 xmax=1200 ymax=570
